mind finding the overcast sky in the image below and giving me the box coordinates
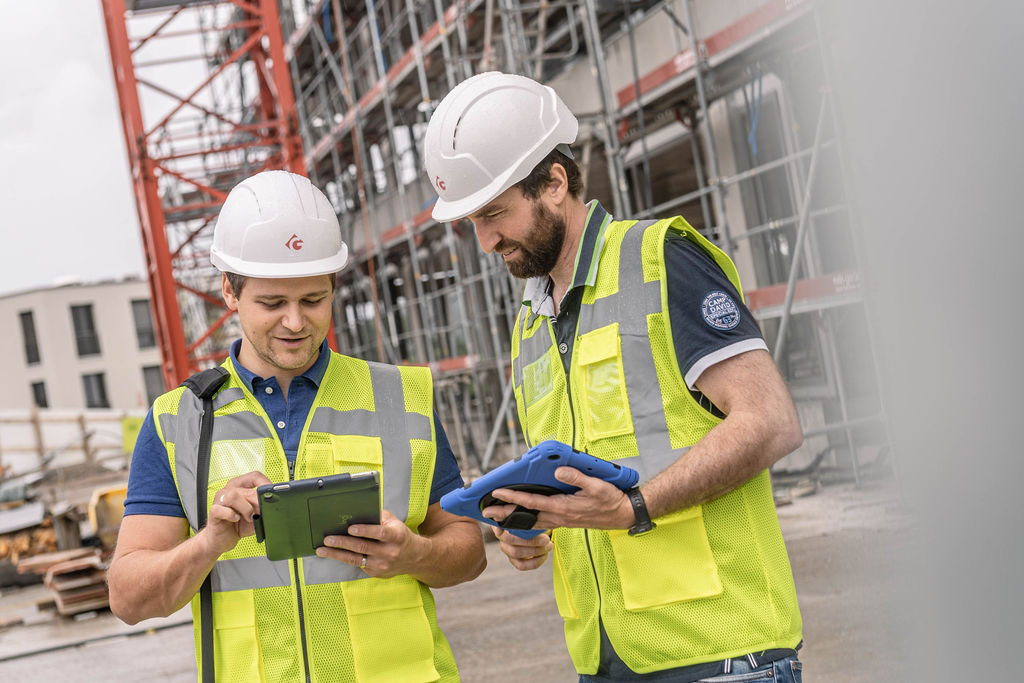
[0,2,144,297]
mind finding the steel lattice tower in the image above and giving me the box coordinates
[101,0,310,389]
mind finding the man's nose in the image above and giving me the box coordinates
[281,304,304,331]
[474,223,500,254]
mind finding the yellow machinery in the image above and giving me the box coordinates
[88,484,127,550]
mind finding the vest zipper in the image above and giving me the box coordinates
[562,323,604,659]
[288,457,312,682]
[557,320,578,450]
[293,556,312,683]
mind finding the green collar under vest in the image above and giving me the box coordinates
[522,200,614,316]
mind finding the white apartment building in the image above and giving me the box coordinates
[1,277,164,411]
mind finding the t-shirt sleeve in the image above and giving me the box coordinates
[429,410,465,505]
[665,233,768,389]
[123,408,187,517]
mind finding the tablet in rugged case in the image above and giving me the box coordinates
[440,440,639,539]
[252,471,380,561]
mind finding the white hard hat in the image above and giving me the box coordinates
[210,170,348,278]
[424,72,578,222]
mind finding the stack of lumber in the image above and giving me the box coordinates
[17,547,109,615]
[0,524,58,565]
[0,502,58,566]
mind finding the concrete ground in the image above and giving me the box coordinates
[0,477,911,682]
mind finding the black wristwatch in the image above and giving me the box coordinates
[625,487,656,536]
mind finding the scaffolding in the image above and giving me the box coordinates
[103,0,890,481]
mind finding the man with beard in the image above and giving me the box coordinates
[423,72,805,682]
[108,170,485,682]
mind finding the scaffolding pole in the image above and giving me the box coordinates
[772,95,827,364]
[580,0,630,217]
[680,0,734,259]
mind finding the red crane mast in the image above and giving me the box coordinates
[100,0,310,389]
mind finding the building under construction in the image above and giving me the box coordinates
[100,0,888,480]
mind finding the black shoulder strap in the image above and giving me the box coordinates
[182,366,228,683]
[182,366,230,400]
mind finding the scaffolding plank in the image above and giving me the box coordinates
[616,0,810,109]
[747,271,863,319]
[17,548,99,575]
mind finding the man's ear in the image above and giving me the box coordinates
[221,273,239,311]
[547,163,570,205]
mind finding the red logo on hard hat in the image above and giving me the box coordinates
[435,176,446,191]
[285,234,303,251]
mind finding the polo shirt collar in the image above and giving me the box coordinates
[522,200,613,316]
[229,338,331,391]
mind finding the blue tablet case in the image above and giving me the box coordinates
[441,440,639,538]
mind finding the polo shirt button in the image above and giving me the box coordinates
[265,387,273,394]
[558,343,568,354]
[276,421,286,429]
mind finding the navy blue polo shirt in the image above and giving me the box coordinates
[123,339,463,517]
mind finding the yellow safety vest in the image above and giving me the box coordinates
[510,217,802,674]
[152,352,458,683]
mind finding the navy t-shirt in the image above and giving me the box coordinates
[123,340,463,517]
[663,233,767,389]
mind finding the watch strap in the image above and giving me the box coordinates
[626,487,656,536]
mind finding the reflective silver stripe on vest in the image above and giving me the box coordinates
[165,401,274,532]
[609,448,688,486]
[161,390,203,532]
[514,306,554,448]
[213,387,245,410]
[212,411,273,442]
[302,554,366,585]
[211,555,291,592]
[307,362,428,524]
[512,307,526,400]
[577,220,691,484]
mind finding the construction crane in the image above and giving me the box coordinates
[100,0,313,389]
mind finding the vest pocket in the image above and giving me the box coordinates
[551,533,579,620]
[575,324,633,441]
[523,349,555,405]
[341,576,440,682]
[211,589,264,682]
[329,435,383,475]
[521,347,565,443]
[606,506,722,610]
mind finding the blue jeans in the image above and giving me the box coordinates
[579,655,803,683]
[695,656,802,682]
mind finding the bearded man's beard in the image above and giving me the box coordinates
[497,201,566,279]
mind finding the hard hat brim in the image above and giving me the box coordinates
[430,151,537,223]
[210,244,349,279]
[431,195,487,223]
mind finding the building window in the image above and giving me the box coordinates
[142,365,165,405]
[82,373,110,408]
[20,310,40,365]
[132,299,156,349]
[71,304,101,357]
[31,381,48,408]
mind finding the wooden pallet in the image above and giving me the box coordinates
[14,548,111,616]
[16,547,98,575]
[43,553,109,615]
